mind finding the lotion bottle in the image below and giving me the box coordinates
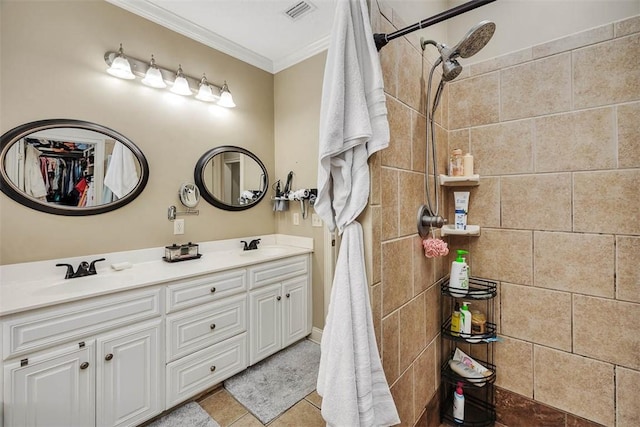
[449,250,469,297]
[451,302,461,337]
[460,302,472,337]
[453,381,465,423]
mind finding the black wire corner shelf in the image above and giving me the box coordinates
[441,318,497,343]
[440,391,497,427]
[440,276,497,299]
[441,353,496,388]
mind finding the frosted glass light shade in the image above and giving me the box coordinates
[107,45,135,80]
[170,65,192,96]
[217,82,236,108]
[196,84,216,102]
[141,56,166,88]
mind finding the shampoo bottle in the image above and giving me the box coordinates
[460,302,472,337]
[449,250,469,297]
[453,381,465,423]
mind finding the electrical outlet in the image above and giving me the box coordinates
[312,213,323,227]
[293,213,300,225]
[173,219,185,235]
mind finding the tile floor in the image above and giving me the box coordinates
[197,387,325,427]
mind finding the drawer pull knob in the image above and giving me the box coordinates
[105,353,113,361]
[210,323,216,330]
[286,293,290,298]
[210,365,216,372]
[210,287,216,293]
[277,296,281,301]
[80,362,90,370]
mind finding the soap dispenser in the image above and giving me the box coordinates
[449,249,469,297]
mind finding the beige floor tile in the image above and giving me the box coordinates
[199,389,248,427]
[229,413,264,427]
[268,400,324,427]
[305,390,323,409]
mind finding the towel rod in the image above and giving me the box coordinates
[373,0,497,51]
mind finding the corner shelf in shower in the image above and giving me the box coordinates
[439,174,480,186]
[441,224,481,236]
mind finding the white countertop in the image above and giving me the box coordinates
[0,234,313,317]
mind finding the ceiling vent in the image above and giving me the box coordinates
[284,1,316,21]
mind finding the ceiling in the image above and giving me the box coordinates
[106,0,340,74]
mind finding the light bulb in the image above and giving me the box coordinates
[106,43,135,80]
[195,74,217,102]
[217,81,236,108]
[170,65,192,96]
[141,55,166,88]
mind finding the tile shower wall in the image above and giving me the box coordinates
[447,15,640,427]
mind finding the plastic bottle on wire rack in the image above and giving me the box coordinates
[453,381,465,423]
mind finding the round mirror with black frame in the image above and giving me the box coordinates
[194,146,268,211]
[0,119,149,216]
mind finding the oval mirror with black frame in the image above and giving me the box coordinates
[0,119,149,216]
[194,146,268,211]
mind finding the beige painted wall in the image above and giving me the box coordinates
[0,1,275,264]
[274,51,328,330]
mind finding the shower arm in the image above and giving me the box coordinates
[374,0,497,51]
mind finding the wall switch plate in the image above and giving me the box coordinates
[173,219,185,235]
[312,213,323,227]
[293,213,300,225]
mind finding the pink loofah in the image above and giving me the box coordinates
[422,237,449,258]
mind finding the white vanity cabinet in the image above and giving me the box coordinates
[248,255,311,365]
[2,288,163,427]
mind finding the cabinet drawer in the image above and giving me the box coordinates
[249,256,308,290]
[166,269,247,313]
[166,294,246,362]
[3,288,161,359]
[166,333,247,408]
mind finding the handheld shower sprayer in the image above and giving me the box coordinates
[417,20,495,238]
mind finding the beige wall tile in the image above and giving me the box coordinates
[470,177,500,228]
[615,15,640,37]
[399,294,426,372]
[534,108,616,172]
[371,282,382,355]
[501,174,572,231]
[390,365,414,426]
[397,40,424,113]
[382,238,413,315]
[381,167,399,240]
[573,295,640,370]
[383,96,412,170]
[379,19,398,98]
[382,310,400,384]
[470,48,532,76]
[617,367,640,427]
[501,53,572,120]
[573,33,640,109]
[533,24,613,59]
[399,171,425,236]
[370,152,381,206]
[617,101,640,168]
[617,236,640,303]
[470,120,534,176]
[413,235,436,296]
[469,229,533,285]
[534,346,614,426]
[424,282,441,344]
[501,283,572,351]
[534,231,615,298]
[449,129,470,154]
[495,336,533,398]
[448,72,500,130]
[371,205,382,284]
[413,340,437,422]
[411,110,427,173]
[574,170,640,235]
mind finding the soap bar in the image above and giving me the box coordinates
[111,262,133,271]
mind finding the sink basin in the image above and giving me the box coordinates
[239,246,291,257]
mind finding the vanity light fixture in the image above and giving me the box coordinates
[141,55,166,88]
[106,44,135,80]
[104,45,236,108]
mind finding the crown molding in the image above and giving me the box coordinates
[272,34,330,73]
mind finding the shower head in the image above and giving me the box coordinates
[454,20,496,58]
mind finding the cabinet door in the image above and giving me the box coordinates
[249,283,282,365]
[96,319,163,427]
[282,275,309,347]
[5,342,95,427]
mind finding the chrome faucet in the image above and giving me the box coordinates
[241,239,261,251]
[56,258,105,279]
